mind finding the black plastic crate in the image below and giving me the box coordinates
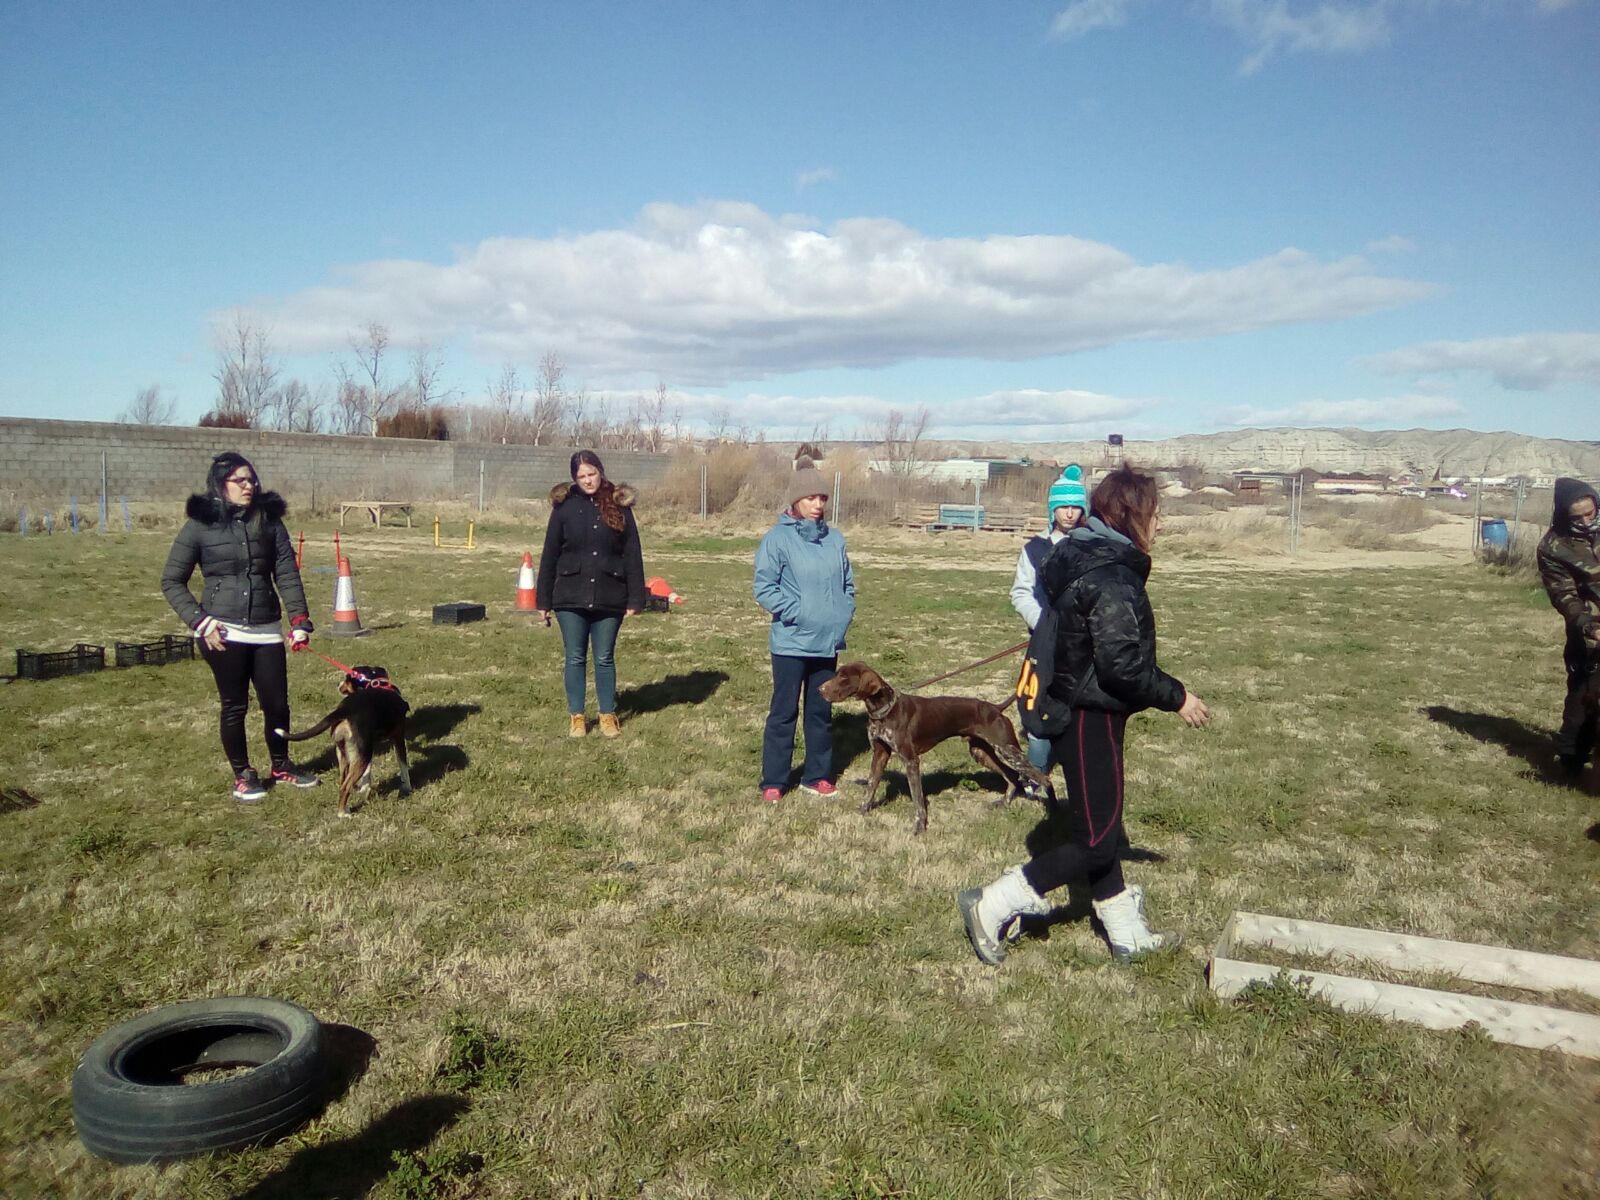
[433,601,486,626]
[643,595,672,613]
[115,635,196,668]
[16,643,106,680]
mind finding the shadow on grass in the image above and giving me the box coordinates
[615,670,728,717]
[1422,705,1575,787]
[408,745,470,790]
[232,1093,469,1200]
[1,785,41,815]
[408,703,482,743]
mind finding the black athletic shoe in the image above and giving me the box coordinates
[270,764,321,789]
[1558,753,1587,780]
[232,769,268,804]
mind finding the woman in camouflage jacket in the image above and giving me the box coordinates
[1537,477,1600,776]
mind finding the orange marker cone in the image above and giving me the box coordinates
[513,551,540,615]
[327,554,370,637]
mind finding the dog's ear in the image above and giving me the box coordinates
[856,666,886,700]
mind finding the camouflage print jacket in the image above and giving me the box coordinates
[1536,477,1600,644]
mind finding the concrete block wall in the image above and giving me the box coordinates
[0,418,673,509]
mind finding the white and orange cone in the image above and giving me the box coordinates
[513,551,539,615]
[327,554,370,637]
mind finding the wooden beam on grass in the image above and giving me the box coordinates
[1210,911,1600,1060]
[1224,911,1600,999]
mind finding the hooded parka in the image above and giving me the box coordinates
[1040,517,1185,715]
[160,492,310,632]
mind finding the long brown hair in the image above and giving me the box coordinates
[571,449,625,532]
[1090,464,1160,552]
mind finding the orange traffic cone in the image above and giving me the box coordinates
[327,554,370,637]
[513,551,539,615]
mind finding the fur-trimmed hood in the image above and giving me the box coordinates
[548,482,635,507]
[186,491,288,525]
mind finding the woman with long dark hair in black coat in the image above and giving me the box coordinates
[536,450,646,738]
[161,452,319,803]
[960,464,1210,966]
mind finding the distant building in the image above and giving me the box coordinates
[1312,476,1388,495]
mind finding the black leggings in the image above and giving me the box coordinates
[1022,709,1127,902]
[201,640,291,775]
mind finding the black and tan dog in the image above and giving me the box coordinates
[277,667,411,817]
[819,662,1053,834]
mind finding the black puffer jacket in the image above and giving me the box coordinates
[1039,518,1186,715]
[160,492,311,631]
[1536,476,1600,643]
[535,483,646,614]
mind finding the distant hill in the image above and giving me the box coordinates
[919,428,1600,481]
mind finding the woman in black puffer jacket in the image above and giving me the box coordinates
[960,465,1210,967]
[535,450,646,739]
[161,452,318,803]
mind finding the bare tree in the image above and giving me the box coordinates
[211,313,280,426]
[268,379,324,433]
[566,382,589,445]
[330,375,368,435]
[120,384,177,425]
[707,404,731,444]
[488,364,524,444]
[410,344,449,410]
[530,351,567,446]
[638,382,668,453]
[876,405,933,475]
[669,398,685,448]
[338,322,405,436]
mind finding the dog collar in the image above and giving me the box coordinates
[866,688,899,721]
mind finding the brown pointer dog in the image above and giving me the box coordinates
[818,662,1053,835]
[277,666,411,817]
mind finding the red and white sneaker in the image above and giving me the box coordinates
[760,787,783,804]
[799,780,837,797]
[270,765,321,789]
[232,769,268,804]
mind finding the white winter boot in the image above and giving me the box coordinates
[1093,886,1181,963]
[959,866,1052,965]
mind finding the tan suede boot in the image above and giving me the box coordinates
[569,714,587,738]
[598,713,621,738]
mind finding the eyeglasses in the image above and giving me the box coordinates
[225,474,258,488]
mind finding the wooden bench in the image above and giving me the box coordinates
[339,501,414,528]
[889,503,1045,534]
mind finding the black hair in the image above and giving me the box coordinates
[570,449,605,480]
[206,452,260,508]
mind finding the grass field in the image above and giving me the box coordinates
[1,514,1596,1199]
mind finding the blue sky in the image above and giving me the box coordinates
[1,0,1595,442]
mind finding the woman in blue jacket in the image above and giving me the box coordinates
[753,459,855,803]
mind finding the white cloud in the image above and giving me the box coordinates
[1219,393,1464,426]
[1050,1,1580,70]
[595,384,1149,440]
[249,201,1432,388]
[1050,0,1141,39]
[796,166,837,189]
[1366,332,1600,390]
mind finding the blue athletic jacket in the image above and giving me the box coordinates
[752,511,855,656]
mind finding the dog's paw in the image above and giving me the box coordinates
[337,811,353,820]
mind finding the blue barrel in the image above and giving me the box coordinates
[1480,518,1509,549]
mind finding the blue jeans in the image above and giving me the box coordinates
[1025,733,1053,773]
[762,654,836,791]
[555,610,622,714]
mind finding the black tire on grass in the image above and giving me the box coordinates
[71,996,326,1163]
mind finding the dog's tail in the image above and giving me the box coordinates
[997,693,1017,711]
[274,713,341,742]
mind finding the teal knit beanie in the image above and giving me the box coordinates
[1046,464,1089,521]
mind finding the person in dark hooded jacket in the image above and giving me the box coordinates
[161,452,317,803]
[1537,477,1600,777]
[960,464,1209,966]
[536,450,646,739]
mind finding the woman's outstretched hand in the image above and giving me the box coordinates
[1177,690,1210,728]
